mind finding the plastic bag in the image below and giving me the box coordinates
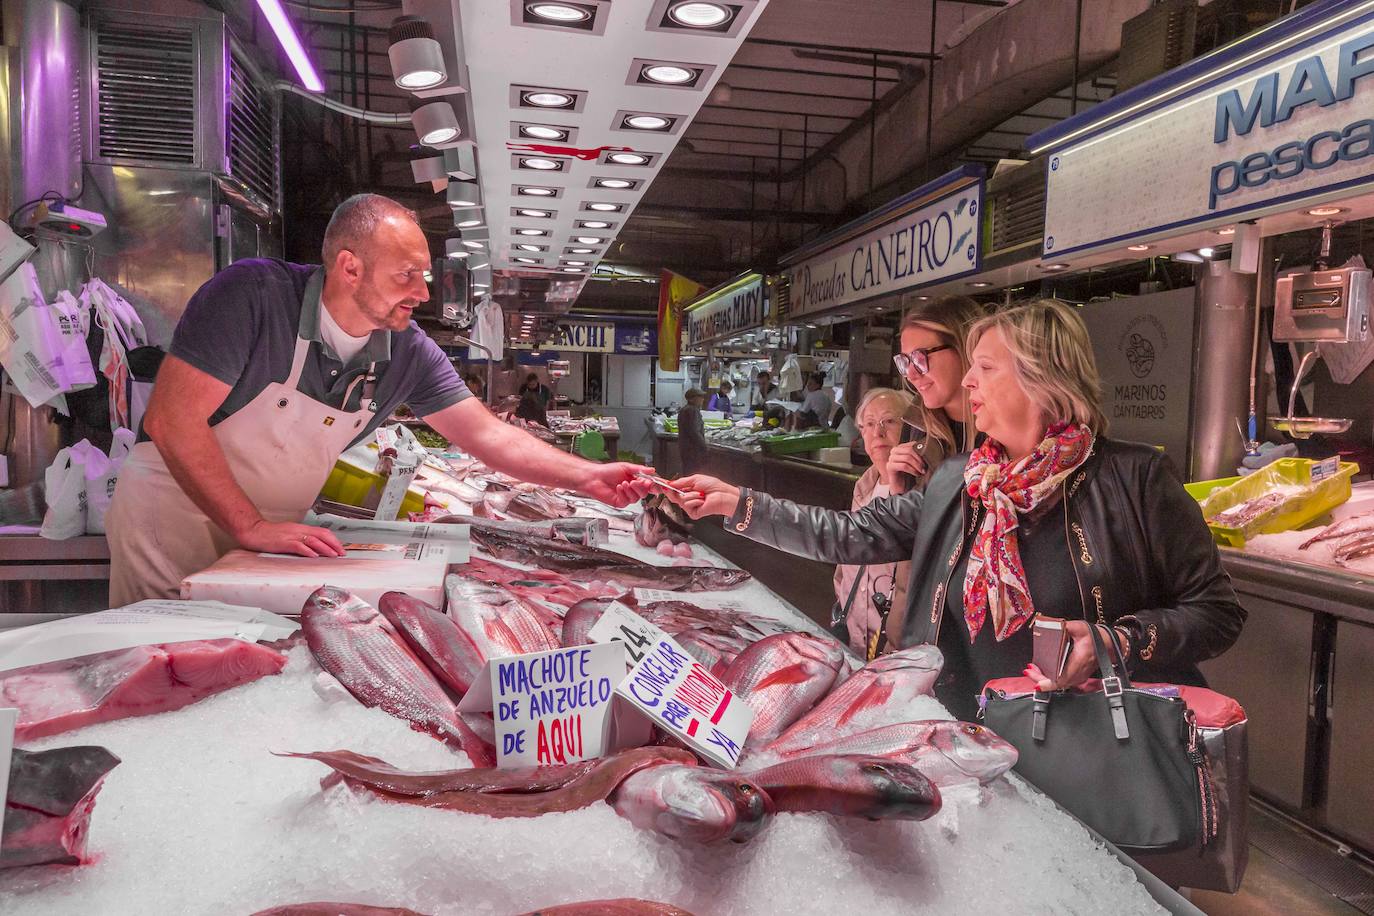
[86,427,136,534]
[83,279,148,429]
[0,263,96,410]
[40,440,107,540]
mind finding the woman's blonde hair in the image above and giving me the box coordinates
[967,298,1108,435]
[900,295,987,454]
[854,387,914,427]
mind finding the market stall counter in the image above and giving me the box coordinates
[0,465,1196,915]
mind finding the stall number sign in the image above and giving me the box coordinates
[783,182,981,317]
[616,630,754,769]
[687,275,766,348]
[587,601,668,668]
[1043,22,1374,256]
[487,643,624,768]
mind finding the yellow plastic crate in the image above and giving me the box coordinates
[320,456,426,520]
[1190,457,1358,548]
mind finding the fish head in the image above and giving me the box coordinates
[874,643,945,675]
[306,585,352,613]
[662,768,773,844]
[716,772,774,843]
[835,756,942,821]
[927,721,1019,784]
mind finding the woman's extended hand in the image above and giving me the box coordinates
[665,474,741,520]
[885,442,928,495]
[1026,620,1128,691]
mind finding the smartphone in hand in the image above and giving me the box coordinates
[1031,617,1071,682]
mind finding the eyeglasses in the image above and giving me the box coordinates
[857,416,901,434]
[893,344,952,377]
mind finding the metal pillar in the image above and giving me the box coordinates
[1190,252,1269,481]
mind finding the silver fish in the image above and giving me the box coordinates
[610,764,773,843]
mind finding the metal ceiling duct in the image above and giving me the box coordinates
[4,0,83,211]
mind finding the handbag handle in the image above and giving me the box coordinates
[1084,620,1134,740]
[831,564,866,633]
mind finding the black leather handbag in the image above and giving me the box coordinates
[981,624,1218,855]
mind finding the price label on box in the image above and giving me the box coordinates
[616,633,754,769]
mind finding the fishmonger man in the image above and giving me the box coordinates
[106,194,652,605]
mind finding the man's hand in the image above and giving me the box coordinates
[234,519,347,558]
[577,462,657,508]
[1026,620,1128,691]
[665,475,740,520]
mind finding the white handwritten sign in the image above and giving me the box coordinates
[616,635,754,769]
[587,601,667,668]
[471,643,624,768]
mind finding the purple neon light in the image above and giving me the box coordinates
[256,0,325,92]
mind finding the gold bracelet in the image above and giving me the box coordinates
[734,492,754,532]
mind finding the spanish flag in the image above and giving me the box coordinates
[657,269,704,372]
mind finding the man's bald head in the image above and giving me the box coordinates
[322,193,420,268]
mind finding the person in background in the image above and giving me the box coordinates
[668,299,1244,719]
[788,372,834,430]
[514,389,548,427]
[707,380,734,416]
[523,372,552,409]
[463,371,485,402]
[752,369,778,410]
[677,388,708,475]
[832,387,915,658]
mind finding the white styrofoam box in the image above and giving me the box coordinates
[818,446,852,466]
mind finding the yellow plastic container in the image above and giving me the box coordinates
[1190,457,1358,548]
[320,458,426,519]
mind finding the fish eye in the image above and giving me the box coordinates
[737,783,754,794]
[963,724,980,734]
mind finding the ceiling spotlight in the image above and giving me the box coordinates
[516,228,549,236]
[587,202,621,212]
[447,178,480,208]
[444,234,465,258]
[1127,244,1151,252]
[1042,264,1070,272]
[608,152,650,165]
[968,281,994,287]
[456,218,483,229]
[514,257,539,264]
[623,114,672,131]
[568,247,596,254]
[667,2,732,28]
[526,2,592,22]
[642,64,696,85]
[1198,247,1216,258]
[516,244,545,252]
[1308,206,1347,217]
[462,240,484,249]
[520,157,562,171]
[564,260,589,266]
[574,236,604,245]
[517,208,552,218]
[412,101,461,146]
[523,90,575,108]
[520,125,569,141]
[1173,250,1205,264]
[1216,227,1236,236]
[518,186,557,196]
[388,16,447,91]
[595,178,633,189]
[562,267,584,273]
[579,220,611,229]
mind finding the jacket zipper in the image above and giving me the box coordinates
[1063,482,1091,625]
[930,495,975,646]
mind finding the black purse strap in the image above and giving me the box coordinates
[1032,623,1135,743]
[831,564,867,632]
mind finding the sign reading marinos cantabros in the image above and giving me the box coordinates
[1041,9,1374,257]
[782,179,982,317]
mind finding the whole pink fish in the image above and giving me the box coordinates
[610,764,773,843]
[302,586,494,766]
[253,905,427,916]
[764,720,1017,787]
[749,754,942,821]
[443,575,560,659]
[723,633,847,748]
[560,598,613,648]
[277,748,598,796]
[761,644,944,759]
[377,591,484,697]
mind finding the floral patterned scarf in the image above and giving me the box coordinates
[962,423,1095,642]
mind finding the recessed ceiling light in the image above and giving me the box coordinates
[1042,264,1070,272]
[563,267,584,273]
[1198,247,1215,258]
[1215,227,1236,236]
[520,157,561,170]
[667,2,732,28]
[623,114,672,131]
[523,90,575,108]
[608,152,650,165]
[520,125,569,141]
[564,260,588,266]
[526,2,591,22]
[514,257,539,264]
[587,202,621,212]
[462,240,484,249]
[518,186,556,196]
[915,295,930,301]
[1127,244,1151,252]
[642,64,695,85]
[580,220,612,229]
[595,178,633,189]
[456,218,483,228]
[516,228,549,236]
[516,244,545,252]
[568,247,595,254]
[969,280,994,286]
[573,236,604,245]
[1308,206,1347,217]
[517,208,552,218]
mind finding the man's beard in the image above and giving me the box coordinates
[352,273,416,332]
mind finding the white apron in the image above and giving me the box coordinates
[106,272,380,605]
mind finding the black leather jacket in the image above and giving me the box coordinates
[725,437,1245,693]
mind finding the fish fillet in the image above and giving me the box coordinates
[0,639,286,742]
[2,745,121,869]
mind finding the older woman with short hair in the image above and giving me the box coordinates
[670,299,1244,720]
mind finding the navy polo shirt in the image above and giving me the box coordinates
[159,258,469,446]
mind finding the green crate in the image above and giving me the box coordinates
[1189,458,1358,548]
[760,431,841,456]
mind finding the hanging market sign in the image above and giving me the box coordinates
[1034,4,1374,258]
[511,320,655,355]
[779,166,983,318]
[685,272,769,348]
